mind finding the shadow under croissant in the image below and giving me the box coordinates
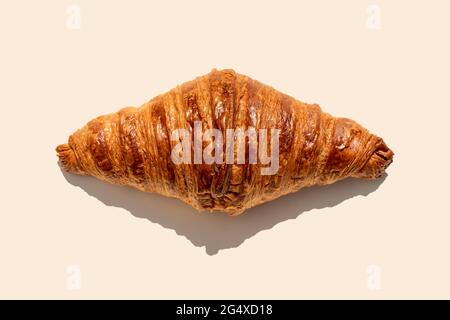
[61,168,386,255]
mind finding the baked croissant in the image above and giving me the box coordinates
[57,69,393,215]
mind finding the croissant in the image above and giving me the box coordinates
[57,69,393,215]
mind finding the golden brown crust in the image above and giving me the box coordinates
[57,69,394,215]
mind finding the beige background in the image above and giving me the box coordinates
[0,0,449,299]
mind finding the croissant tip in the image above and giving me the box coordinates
[354,138,394,179]
[56,143,83,174]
